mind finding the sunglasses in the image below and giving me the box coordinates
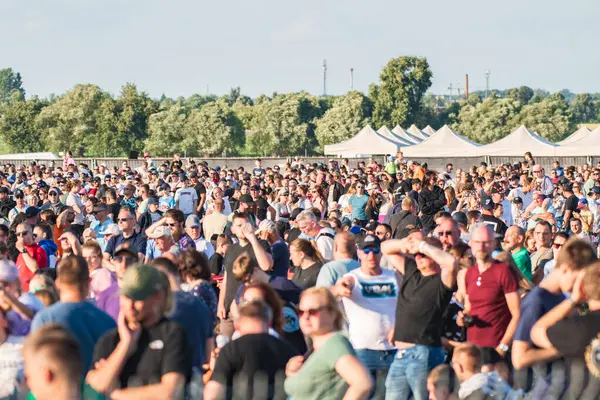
[49,192,57,196]
[117,218,131,222]
[438,230,454,237]
[356,186,364,189]
[166,223,177,227]
[298,306,327,318]
[362,247,381,254]
[16,231,29,237]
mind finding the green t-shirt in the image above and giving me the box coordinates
[512,247,532,281]
[284,332,355,400]
[27,383,104,400]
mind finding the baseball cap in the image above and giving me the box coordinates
[589,187,600,195]
[0,261,19,282]
[452,211,468,225]
[481,196,494,210]
[144,152,150,157]
[25,206,40,218]
[255,219,276,234]
[0,187,9,195]
[239,194,254,205]
[14,189,24,199]
[92,203,107,213]
[578,198,588,208]
[189,172,198,178]
[350,225,362,235]
[512,196,523,204]
[120,265,165,301]
[147,197,159,205]
[358,234,381,250]
[290,208,304,221]
[179,173,188,181]
[363,221,379,232]
[147,225,173,239]
[185,214,201,229]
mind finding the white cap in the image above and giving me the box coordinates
[147,225,173,239]
[99,223,119,236]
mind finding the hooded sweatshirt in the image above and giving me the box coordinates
[390,210,421,239]
[38,239,58,268]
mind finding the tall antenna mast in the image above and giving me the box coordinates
[484,70,491,98]
[350,68,354,91]
[322,59,327,96]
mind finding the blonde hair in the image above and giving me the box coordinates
[493,251,532,297]
[300,287,344,331]
[290,238,324,265]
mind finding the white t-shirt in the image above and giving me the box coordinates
[315,228,335,261]
[0,335,24,397]
[175,187,198,215]
[341,268,398,351]
[194,238,215,259]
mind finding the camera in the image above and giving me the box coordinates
[462,314,475,328]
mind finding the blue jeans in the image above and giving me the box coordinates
[384,345,445,400]
[356,349,396,400]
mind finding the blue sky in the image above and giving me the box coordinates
[2,0,599,99]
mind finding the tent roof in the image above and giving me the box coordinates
[479,126,558,157]
[406,124,429,140]
[422,125,436,136]
[556,126,600,156]
[324,125,400,156]
[391,125,421,144]
[401,125,481,157]
[0,152,59,160]
[377,126,412,146]
[558,126,592,145]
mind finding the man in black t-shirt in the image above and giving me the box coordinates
[191,172,207,217]
[480,196,507,237]
[205,300,298,400]
[217,212,273,338]
[562,183,578,230]
[87,265,192,397]
[382,232,458,400]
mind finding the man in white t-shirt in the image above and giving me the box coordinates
[174,175,198,217]
[333,234,399,398]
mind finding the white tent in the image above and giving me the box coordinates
[401,125,481,157]
[558,126,591,145]
[377,126,412,146]
[406,124,430,140]
[0,152,59,160]
[556,126,600,156]
[324,125,400,156]
[391,125,422,144]
[479,126,558,157]
[422,125,436,136]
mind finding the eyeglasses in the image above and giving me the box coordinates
[362,247,381,254]
[298,306,327,318]
[16,231,29,237]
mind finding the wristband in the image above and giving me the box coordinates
[418,240,426,254]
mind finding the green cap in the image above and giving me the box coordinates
[120,265,165,301]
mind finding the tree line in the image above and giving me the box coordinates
[1,59,600,157]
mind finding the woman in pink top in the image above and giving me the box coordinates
[81,241,116,299]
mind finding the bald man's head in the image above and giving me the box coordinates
[334,232,356,259]
[470,224,495,262]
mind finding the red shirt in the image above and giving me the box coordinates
[16,243,48,292]
[465,261,519,348]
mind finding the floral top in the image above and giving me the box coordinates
[188,281,218,325]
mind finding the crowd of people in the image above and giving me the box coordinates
[0,150,599,399]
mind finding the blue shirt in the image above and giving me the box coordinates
[90,217,114,240]
[270,240,290,278]
[31,301,116,372]
[316,258,360,287]
[514,287,565,343]
[168,291,213,369]
[349,194,369,221]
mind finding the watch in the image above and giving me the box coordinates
[498,343,509,353]
[20,249,27,254]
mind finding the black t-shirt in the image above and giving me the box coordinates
[104,232,147,257]
[210,253,224,276]
[291,262,322,290]
[194,183,206,199]
[481,214,508,236]
[547,309,600,358]
[224,240,271,313]
[211,333,297,400]
[565,194,579,213]
[92,318,192,388]
[393,258,454,347]
[255,198,269,221]
[270,240,290,278]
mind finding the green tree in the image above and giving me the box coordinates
[36,84,113,155]
[0,92,45,153]
[511,93,573,142]
[314,91,372,147]
[0,68,25,102]
[453,94,522,144]
[569,93,597,124]
[113,83,158,154]
[369,56,433,128]
[506,86,534,104]
[144,104,187,156]
[183,100,244,156]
